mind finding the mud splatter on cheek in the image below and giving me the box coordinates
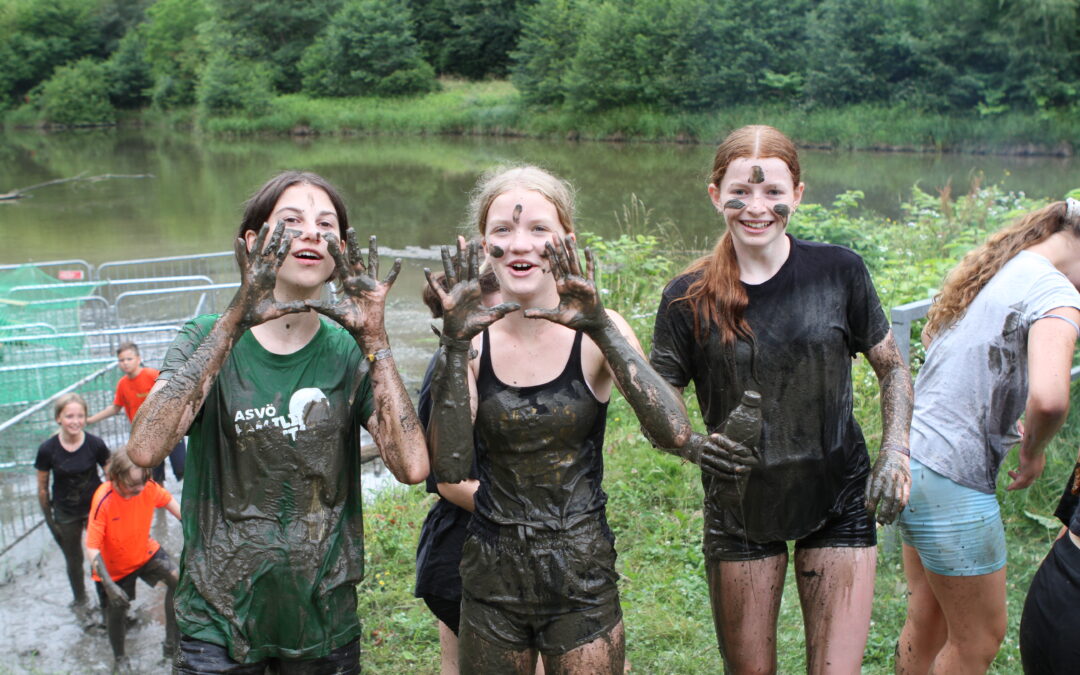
[512,204,522,224]
[489,245,505,258]
[724,199,746,210]
[750,166,764,184]
[773,203,790,220]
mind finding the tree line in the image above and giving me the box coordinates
[2,0,1078,126]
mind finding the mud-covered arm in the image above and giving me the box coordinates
[35,470,61,541]
[863,330,914,524]
[129,222,309,468]
[1006,309,1079,490]
[89,551,130,608]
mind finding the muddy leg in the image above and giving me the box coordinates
[922,567,1006,674]
[794,546,876,675]
[896,544,946,674]
[706,553,786,674]
[543,620,623,675]
[459,623,536,675]
[56,519,87,603]
[139,551,180,656]
[103,591,128,658]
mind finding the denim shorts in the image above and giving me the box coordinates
[898,458,1007,576]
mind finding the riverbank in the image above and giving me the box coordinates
[185,80,1080,155]
[8,80,1079,156]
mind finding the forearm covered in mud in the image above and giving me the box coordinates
[868,333,913,451]
[128,307,246,468]
[589,312,691,449]
[427,340,475,484]
[362,333,428,485]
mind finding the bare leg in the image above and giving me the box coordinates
[439,621,460,675]
[543,621,623,675]
[896,544,946,674]
[459,623,537,675]
[706,554,787,674]
[923,567,1006,674]
[794,546,876,675]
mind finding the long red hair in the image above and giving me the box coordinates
[675,125,802,342]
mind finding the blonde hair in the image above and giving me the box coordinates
[53,393,88,420]
[469,165,576,235]
[926,200,1080,340]
[106,448,149,485]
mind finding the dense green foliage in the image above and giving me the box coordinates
[3,0,1078,130]
[355,186,1079,672]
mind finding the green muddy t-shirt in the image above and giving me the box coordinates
[159,314,374,663]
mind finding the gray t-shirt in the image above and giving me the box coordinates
[912,251,1080,493]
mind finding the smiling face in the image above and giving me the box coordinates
[482,188,568,301]
[709,156,804,254]
[244,183,339,297]
[56,401,86,437]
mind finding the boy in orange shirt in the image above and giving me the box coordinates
[88,342,185,483]
[86,448,180,669]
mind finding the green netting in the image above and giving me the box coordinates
[0,265,102,406]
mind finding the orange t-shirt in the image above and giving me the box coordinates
[113,367,159,421]
[86,480,172,581]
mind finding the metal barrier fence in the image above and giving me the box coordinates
[98,252,238,284]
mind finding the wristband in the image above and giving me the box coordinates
[367,348,393,363]
[881,442,910,457]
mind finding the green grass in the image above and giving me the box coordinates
[357,379,1080,673]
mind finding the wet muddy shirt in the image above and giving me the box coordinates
[473,330,609,530]
[912,251,1080,493]
[159,315,373,663]
[651,237,889,542]
[34,433,109,522]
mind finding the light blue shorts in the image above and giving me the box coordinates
[897,458,1007,576]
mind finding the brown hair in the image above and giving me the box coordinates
[117,341,139,357]
[54,393,88,420]
[925,201,1080,340]
[106,448,149,485]
[469,165,575,236]
[237,171,349,243]
[675,125,802,342]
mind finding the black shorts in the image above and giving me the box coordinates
[703,475,876,562]
[173,636,359,674]
[460,516,621,655]
[422,595,462,635]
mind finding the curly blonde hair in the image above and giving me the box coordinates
[925,200,1080,340]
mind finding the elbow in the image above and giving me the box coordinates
[126,436,154,468]
[1031,395,1070,423]
[648,416,693,450]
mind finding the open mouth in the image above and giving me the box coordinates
[740,220,773,233]
[508,261,536,273]
[293,250,324,262]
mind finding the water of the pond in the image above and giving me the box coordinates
[0,129,1075,671]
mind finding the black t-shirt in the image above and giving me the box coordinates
[650,236,889,541]
[34,433,109,522]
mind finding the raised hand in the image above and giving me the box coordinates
[865,443,911,524]
[308,230,402,348]
[523,235,605,332]
[231,220,310,329]
[424,239,519,343]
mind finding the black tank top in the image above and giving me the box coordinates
[472,329,609,530]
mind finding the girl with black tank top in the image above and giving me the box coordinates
[425,166,756,674]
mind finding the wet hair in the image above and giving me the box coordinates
[54,393,88,420]
[421,268,500,319]
[674,125,801,342]
[237,171,349,243]
[469,165,575,236]
[117,341,139,357]
[106,447,149,486]
[925,201,1080,340]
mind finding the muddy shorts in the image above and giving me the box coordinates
[897,458,1005,576]
[704,471,876,562]
[173,636,359,674]
[460,516,621,655]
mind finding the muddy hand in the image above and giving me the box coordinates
[865,444,911,524]
[424,239,518,343]
[231,220,309,329]
[523,236,605,331]
[698,432,758,479]
[94,555,130,609]
[308,231,401,346]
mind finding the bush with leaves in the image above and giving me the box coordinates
[32,57,116,126]
[299,0,436,98]
[196,54,273,115]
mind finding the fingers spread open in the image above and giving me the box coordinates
[467,240,480,281]
[584,247,596,282]
[563,236,582,276]
[234,237,249,270]
[383,258,402,287]
[253,221,271,256]
[346,228,362,268]
[487,301,521,321]
[523,307,560,321]
[440,245,458,287]
[543,242,564,282]
[264,220,285,257]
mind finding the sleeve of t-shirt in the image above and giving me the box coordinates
[92,435,110,467]
[843,251,890,356]
[34,439,53,472]
[649,278,695,389]
[147,481,172,508]
[85,485,108,551]
[1026,268,1080,329]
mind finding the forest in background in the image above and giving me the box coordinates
[2,0,1080,149]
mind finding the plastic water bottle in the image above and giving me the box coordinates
[722,390,762,452]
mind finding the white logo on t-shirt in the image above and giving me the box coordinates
[233,388,331,440]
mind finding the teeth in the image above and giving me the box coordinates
[295,251,320,259]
